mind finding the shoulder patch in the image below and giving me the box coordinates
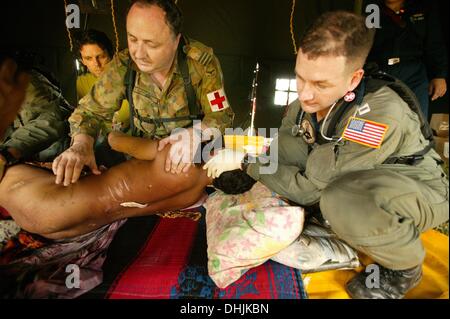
[186,44,214,67]
[342,117,388,149]
[357,103,371,116]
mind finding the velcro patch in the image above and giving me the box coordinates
[357,103,371,116]
[342,117,388,149]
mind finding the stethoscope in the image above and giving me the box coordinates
[292,101,347,143]
[292,80,366,143]
[291,109,311,139]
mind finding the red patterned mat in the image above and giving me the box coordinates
[103,212,306,299]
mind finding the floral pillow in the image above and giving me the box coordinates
[204,182,305,288]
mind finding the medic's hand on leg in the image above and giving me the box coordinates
[158,127,201,174]
[203,149,245,179]
[52,133,101,186]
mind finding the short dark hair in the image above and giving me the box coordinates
[75,29,114,59]
[0,50,40,72]
[213,169,257,195]
[128,0,183,36]
[299,11,375,69]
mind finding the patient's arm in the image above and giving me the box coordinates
[107,131,158,160]
[0,134,212,239]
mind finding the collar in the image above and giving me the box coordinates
[128,50,182,77]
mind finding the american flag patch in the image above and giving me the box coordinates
[342,117,388,149]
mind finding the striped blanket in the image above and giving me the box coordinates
[1,207,306,299]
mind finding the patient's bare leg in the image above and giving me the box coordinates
[0,134,212,239]
[48,178,207,239]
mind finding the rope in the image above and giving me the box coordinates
[110,0,120,54]
[290,0,297,54]
[157,211,202,221]
[354,0,363,15]
[63,0,74,51]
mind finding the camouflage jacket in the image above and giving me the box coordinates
[1,70,69,159]
[69,37,235,139]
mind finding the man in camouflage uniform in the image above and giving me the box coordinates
[53,0,234,186]
[0,57,29,140]
[1,68,69,178]
[205,11,448,299]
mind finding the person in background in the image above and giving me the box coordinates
[0,57,29,140]
[75,29,130,131]
[1,53,70,177]
[367,0,448,120]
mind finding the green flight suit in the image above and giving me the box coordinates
[69,38,235,139]
[245,85,449,270]
[0,70,69,162]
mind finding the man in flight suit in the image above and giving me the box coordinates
[204,11,448,299]
[53,0,234,186]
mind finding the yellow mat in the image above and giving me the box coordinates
[303,230,449,299]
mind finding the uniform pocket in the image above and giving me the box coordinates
[305,144,337,189]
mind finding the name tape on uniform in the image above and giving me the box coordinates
[357,103,371,116]
[207,88,229,112]
[342,117,389,149]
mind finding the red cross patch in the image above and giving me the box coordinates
[207,88,229,112]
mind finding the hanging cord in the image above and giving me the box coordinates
[63,0,74,51]
[110,0,120,54]
[354,0,363,15]
[290,0,297,54]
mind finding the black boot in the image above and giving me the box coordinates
[346,264,422,299]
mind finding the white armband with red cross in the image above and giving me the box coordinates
[207,88,230,112]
